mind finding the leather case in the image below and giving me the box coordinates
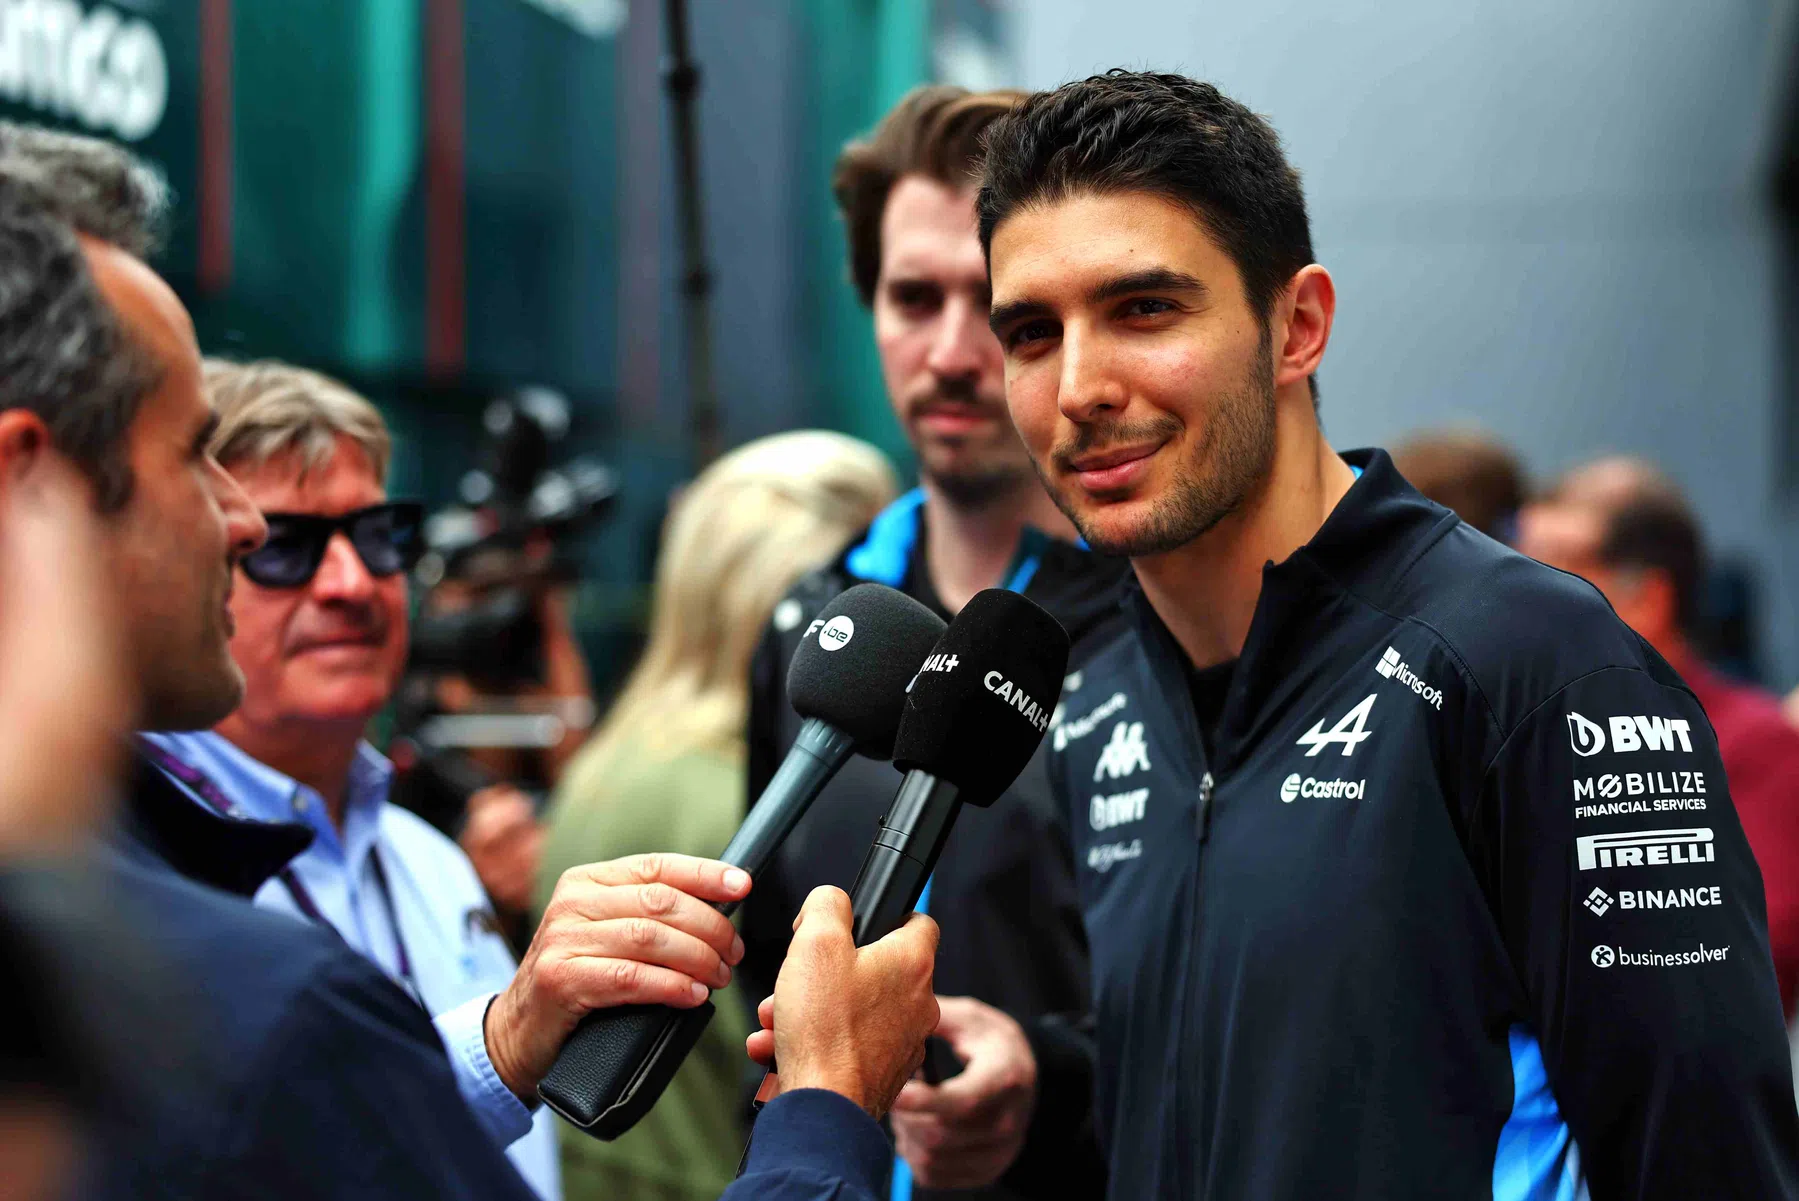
[537,1001,716,1138]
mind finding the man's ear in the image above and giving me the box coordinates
[0,411,53,495]
[1274,265,1335,393]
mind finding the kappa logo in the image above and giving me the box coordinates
[1576,827,1714,871]
[1374,647,1443,710]
[1296,694,1377,757]
[1093,722,1151,782]
[1567,712,1693,757]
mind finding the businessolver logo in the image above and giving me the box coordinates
[1576,827,1714,871]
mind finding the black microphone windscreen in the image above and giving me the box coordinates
[786,583,947,760]
[892,589,1070,805]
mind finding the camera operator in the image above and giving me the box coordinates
[0,119,941,1201]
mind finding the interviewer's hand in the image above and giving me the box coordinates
[485,852,749,1100]
[890,996,1038,1189]
[745,886,939,1118]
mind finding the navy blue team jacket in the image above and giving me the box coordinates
[1044,449,1799,1199]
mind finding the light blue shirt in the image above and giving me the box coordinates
[142,730,562,1201]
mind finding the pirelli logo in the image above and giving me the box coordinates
[1576,827,1714,871]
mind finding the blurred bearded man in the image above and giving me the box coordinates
[741,86,1126,1201]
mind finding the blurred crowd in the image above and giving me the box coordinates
[3,66,1799,1201]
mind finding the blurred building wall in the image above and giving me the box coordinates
[1013,0,1799,687]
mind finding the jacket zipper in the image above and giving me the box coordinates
[1194,770,1215,842]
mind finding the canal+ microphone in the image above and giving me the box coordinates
[848,589,1069,945]
[539,583,946,1139]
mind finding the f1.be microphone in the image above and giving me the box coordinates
[539,583,946,1139]
[849,589,1070,946]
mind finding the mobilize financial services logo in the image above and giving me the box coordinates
[1566,712,1693,757]
[1374,647,1442,710]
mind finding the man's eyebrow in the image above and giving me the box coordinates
[989,268,1209,337]
[989,297,1052,336]
[191,411,221,456]
[1089,268,1208,304]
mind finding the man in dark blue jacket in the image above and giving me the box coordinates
[895,71,1799,1199]
[0,120,939,1201]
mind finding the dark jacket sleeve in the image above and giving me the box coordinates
[1479,664,1799,1200]
[722,1090,893,1201]
[203,952,539,1201]
[1000,1011,1106,1199]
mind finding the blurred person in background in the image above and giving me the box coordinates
[743,84,1126,1201]
[1519,457,1799,1018]
[1390,428,1527,542]
[139,359,560,1198]
[541,430,897,1201]
[1,118,947,1201]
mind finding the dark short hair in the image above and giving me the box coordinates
[977,70,1318,398]
[1601,493,1705,636]
[0,122,169,511]
[833,85,1023,308]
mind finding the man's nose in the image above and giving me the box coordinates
[311,533,377,601]
[925,294,993,382]
[215,462,267,555]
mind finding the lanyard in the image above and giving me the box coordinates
[137,738,427,1011]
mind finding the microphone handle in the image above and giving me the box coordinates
[848,771,962,946]
[715,718,855,918]
[538,716,856,1137]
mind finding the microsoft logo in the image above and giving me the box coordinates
[1376,647,1401,678]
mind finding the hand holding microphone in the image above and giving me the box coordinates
[536,584,944,1137]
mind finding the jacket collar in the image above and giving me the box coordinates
[117,748,314,898]
[837,487,1131,649]
[1124,448,1457,771]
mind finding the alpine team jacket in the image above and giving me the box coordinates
[1043,449,1799,1200]
[742,489,1128,1200]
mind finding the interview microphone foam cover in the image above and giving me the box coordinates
[786,583,947,760]
[892,589,1069,805]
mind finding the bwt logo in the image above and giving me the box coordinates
[1576,827,1714,871]
[1566,712,1692,757]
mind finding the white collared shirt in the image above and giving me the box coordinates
[141,730,561,1201]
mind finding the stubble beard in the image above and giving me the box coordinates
[1047,330,1279,559]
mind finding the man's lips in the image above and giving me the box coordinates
[292,633,385,654]
[1065,443,1163,493]
[914,405,1002,435]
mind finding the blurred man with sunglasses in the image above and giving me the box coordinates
[139,359,568,1197]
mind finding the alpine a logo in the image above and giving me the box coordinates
[1093,722,1151,781]
[1374,647,1442,710]
[1576,827,1714,871]
[1296,694,1376,757]
[983,671,1051,733]
[1567,712,1693,757]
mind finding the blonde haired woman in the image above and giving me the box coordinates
[537,430,897,1201]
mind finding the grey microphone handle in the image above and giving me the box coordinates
[714,718,855,916]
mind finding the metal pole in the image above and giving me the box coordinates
[661,0,721,467]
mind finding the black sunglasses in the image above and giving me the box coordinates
[240,501,426,589]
